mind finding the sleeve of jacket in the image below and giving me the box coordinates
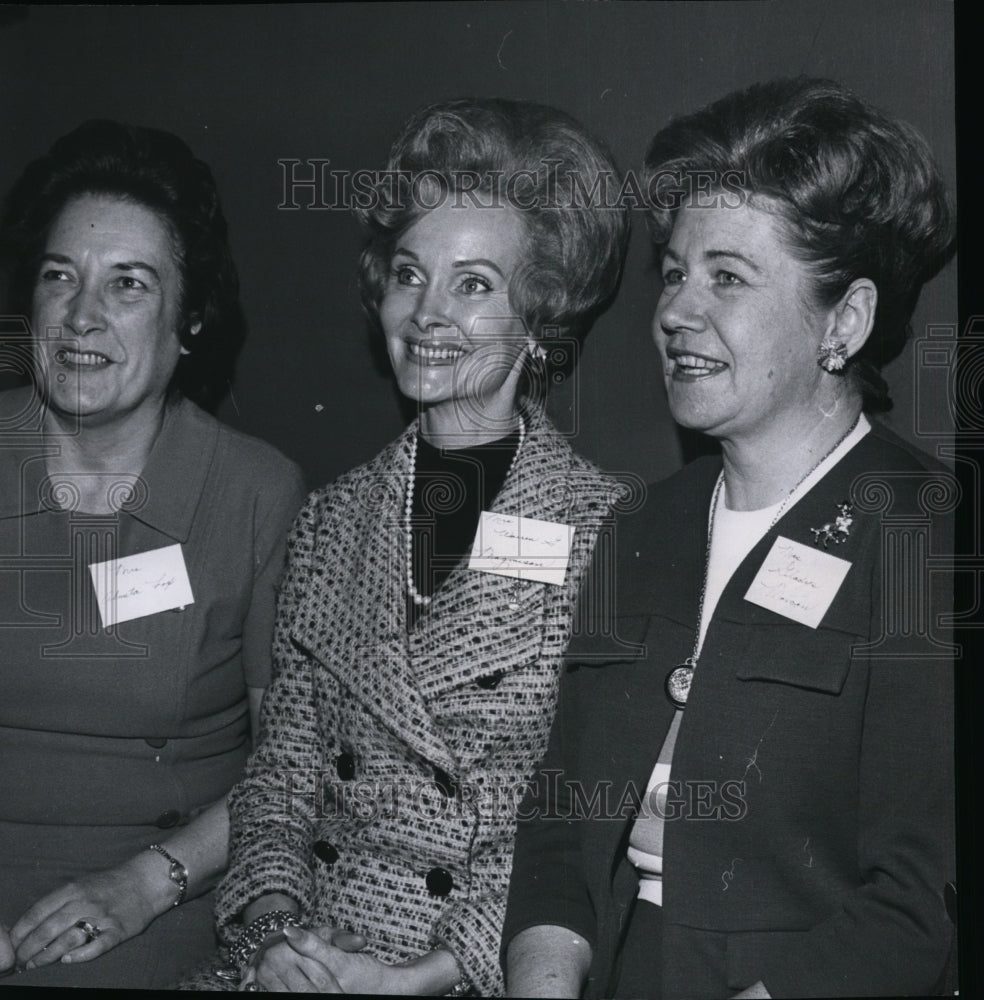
[500,657,598,970]
[437,475,617,996]
[498,533,614,973]
[214,490,328,942]
[759,502,955,997]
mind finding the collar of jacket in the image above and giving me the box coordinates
[0,385,218,542]
[289,405,612,770]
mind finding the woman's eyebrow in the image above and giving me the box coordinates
[705,248,762,273]
[453,258,505,278]
[113,261,162,279]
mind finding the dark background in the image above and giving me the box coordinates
[0,1,957,489]
[1,3,978,992]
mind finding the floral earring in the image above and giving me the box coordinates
[817,335,848,373]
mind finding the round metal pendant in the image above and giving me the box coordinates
[666,664,694,708]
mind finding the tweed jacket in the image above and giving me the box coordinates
[213,410,619,996]
[503,421,956,998]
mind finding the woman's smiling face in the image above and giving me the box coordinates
[654,197,833,447]
[32,193,187,427]
[379,200,530,435]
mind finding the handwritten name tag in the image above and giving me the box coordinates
[468,511,574,586]
[88,544,195,628]
[744,536,851,628]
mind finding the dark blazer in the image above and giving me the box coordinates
[503,421,956,999]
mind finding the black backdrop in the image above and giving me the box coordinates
[3,4,980,991]
[0,1,957,489]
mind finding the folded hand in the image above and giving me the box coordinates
[243,925,368,993]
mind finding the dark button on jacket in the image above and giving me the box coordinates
[155,808,182,828]
[335,752,355,780]
[426,866,454,896]
[314,840,339,865]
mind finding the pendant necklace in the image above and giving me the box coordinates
[665,413,862,708]
[404,416,526,608]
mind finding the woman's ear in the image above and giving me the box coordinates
[829,279,877,359]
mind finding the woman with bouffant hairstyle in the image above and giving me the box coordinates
[359,97,629,383]
[505,77,956,999]
[185,97,629,995]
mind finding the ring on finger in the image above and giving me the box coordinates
[244,982,261,992]
[74,919,103,944]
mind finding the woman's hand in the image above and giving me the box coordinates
[9,863,159,969]
[243,926,367,993]
[245,925,461,995]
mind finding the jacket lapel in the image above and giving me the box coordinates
[409,410,584,694]
[289,424,458,771]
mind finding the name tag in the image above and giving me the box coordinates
[89,543,195,627]
[468,511,573,586]
[744,536,851,628]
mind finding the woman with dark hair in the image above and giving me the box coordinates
[186,97,630,995]
[504,77,956,999]
[0,121,305,988]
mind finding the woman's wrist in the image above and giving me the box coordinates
[242,892,299,926]
[231,908,303,974]
[398,946,467,996]
[118,848,184,921]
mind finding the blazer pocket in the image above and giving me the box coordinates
[734,624,859,695]
[564,613,651,666]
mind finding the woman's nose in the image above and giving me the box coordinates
[411,283,453,332]
[63,281,106,337]
[656,280,706,337]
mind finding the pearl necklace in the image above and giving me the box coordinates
[404,417,526,608]
[665,413,862,708]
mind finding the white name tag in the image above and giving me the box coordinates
[744,536,851,628]
[89,543,195,627]
[468,511,573,586]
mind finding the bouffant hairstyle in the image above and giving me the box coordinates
[358,97,630,379]
[0,119,244,411]
[643,77,955,412]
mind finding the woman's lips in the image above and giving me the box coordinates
[54,348,112,368]
[406,340,465,365]
[668,353,727,379]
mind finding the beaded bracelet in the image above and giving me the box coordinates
[230,910,303,973]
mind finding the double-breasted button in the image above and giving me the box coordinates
[313,841,339,866]
[155,809,181,829]
[476,669,505,690]
[433,766,458,798]
[425,867,454,896]
[145,737,168,749]
[335,752,355,780]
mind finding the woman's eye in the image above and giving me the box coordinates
[715,270,743,286]
[393,265,422,286]
[458,274,492,294]
[38,268,71,283]
[661,268,685,286]
[114,275,147,291]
